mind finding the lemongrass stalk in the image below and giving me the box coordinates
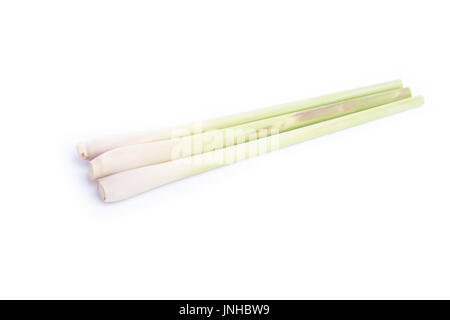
[97,96,424,202]
[89,88,411,179]
[77,80,403,160]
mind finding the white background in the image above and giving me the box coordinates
[0,0,449,299]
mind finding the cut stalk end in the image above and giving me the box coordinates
[89,158,106,180]
[97,181,106,201]
[76,143,89,160]
[88,161,96,180]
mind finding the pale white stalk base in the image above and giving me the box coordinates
[77,130,172,160]
[97,96,424,202]
[78,80,403,160]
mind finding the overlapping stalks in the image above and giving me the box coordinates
[77,80,424,202]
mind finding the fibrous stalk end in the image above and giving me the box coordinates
[97,181,106,201]
[88,161,96,180]
[76,143,89,160]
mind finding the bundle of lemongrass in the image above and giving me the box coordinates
[77,80,424,202]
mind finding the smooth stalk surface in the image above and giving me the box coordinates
[97,95,424,202]
[90,88,411,179]
[77,80,403,160]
